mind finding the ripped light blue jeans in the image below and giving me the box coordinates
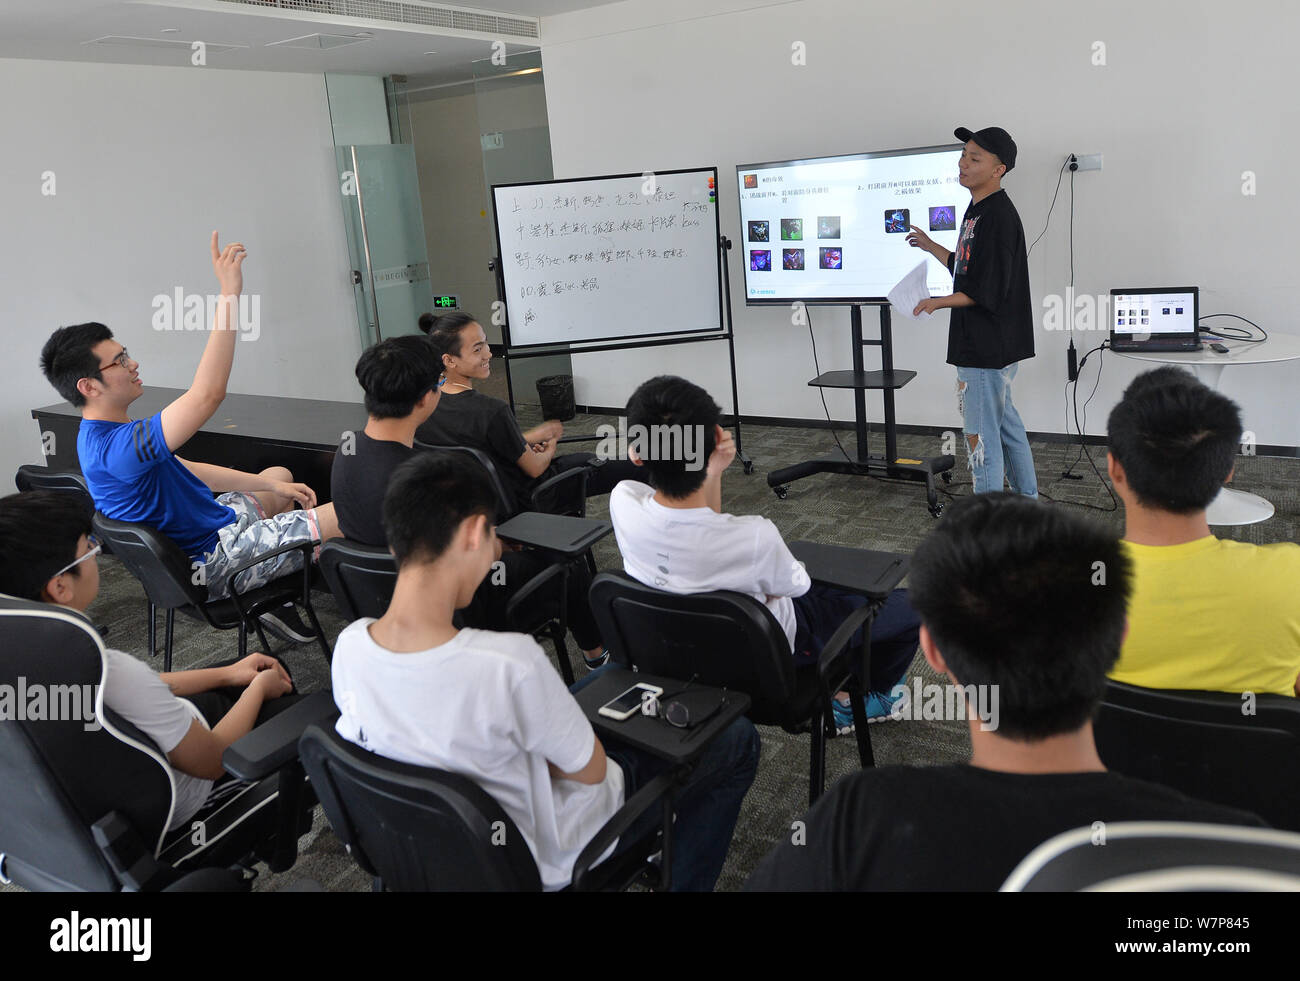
[954,362,1038,497]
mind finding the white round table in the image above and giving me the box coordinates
[1116,332,1300,525]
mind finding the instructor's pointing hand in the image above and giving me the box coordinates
[905,225,934,250]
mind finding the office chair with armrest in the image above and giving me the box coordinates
[1094,680,1300,832]
[317,535,601,686]
[0,595,333,891]
[590,571,879,803]
[299,722,678,891]
[92,512,328,671]
[1001,822,1300,891]
[415,440,595,521]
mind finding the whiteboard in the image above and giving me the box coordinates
[492,168,723,348]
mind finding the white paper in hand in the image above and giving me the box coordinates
[888,261,934,321]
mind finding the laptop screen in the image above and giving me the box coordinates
[1110,288,1199,343]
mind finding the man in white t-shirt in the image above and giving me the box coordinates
[331,452,759,890]
[0,491,297,832]
[611,376,922,730]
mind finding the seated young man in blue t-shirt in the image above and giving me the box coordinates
[609,376,921,728]
[39,234,339,636]
[332,452,759,890]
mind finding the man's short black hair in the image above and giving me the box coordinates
[908,493,1131,741]
[421,312,479,365]
[382,453,498,568]
[1107,367,1242,514]
[40,322,113,407]
[0,492,93,601]
[355,336,442,420]
[624,376,720,498]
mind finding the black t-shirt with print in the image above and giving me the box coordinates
[415,389,533,512]
[945,189,1035,369]
[744,764,1266,891]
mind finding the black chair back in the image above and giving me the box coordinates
[14,466,94,511]
[92,512,204,611]
[299,723,543,891]
[414,442,515,520]
[1002,821,1300,891]
[589,571,797,720]
[0,596,173,891]
[318,540,397,622]
[1095,680,1300,832]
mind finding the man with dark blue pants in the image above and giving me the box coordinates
[907,126,1037,496]
[609,375,921,731]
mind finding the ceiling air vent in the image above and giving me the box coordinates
[83,35,245,54]
[266,33,371,48]
[214,0,539,40]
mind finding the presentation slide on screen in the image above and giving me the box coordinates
[736,146,963,303]
[1112,291,1196,335]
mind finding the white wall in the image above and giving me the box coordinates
[2,57,360,483]
[540,0,1299,446]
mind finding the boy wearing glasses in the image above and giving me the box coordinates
[39,233,339,638]
[0,491,298,832]
[332,453,760,890]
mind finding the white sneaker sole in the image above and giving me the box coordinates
[259,610,317,644]
[835,683,912,734]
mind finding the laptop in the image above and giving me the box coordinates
[1109,287,1200,352]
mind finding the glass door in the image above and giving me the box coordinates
[337,143,433,347]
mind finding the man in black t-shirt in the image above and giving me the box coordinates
[331,336,608,663]
[907,126,1037,497]
[746,494,1266,891]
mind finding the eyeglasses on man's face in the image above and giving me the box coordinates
[97,348,132,372]
[51,534,102,578]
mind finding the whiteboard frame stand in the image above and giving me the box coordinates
[765,302,955,516]
[489,233,755,475]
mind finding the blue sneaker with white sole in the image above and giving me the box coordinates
[832,683,910,735]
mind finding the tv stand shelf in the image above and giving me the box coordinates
[809,369,917,390]
[768,304,954,516]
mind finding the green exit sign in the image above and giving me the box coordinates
[432,295,459,309]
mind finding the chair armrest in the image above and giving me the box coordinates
[224,538,320,583]
[571,769,680,891]
[815,601,880,694]
[222,692,340,782]
[498,513,612,557]
[530,465,590,516]
[505,560,567,630]
[789,541,908,598]
[224,538,319,622]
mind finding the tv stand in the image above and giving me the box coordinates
[768,303,955,517]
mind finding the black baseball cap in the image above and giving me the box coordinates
[954,126,1016,173]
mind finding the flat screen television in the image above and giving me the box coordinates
[736,144,964,305]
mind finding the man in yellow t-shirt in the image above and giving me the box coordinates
[1106,367,1300,697]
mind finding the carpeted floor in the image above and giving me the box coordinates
[57,401,1298,893]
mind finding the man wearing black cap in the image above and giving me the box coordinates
[906,126,1037,497]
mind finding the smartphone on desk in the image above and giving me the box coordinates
[597,683,663,721]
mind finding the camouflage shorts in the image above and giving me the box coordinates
[200,492,321,599]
